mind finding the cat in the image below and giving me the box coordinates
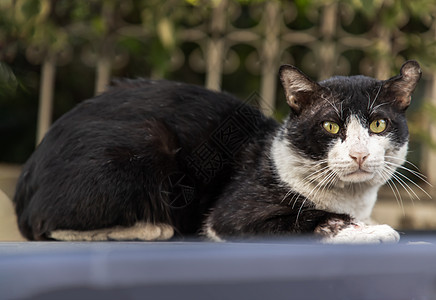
[13,60,422,243]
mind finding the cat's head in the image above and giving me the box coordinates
[274,61,421,191]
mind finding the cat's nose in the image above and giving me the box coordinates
[349,151,369,166]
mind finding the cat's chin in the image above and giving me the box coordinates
[339,170,375,183]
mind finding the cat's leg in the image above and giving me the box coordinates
[48,222,174,241]
[205,201,400,244]
[315,218,400,244]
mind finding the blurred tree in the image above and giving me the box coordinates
[1,0,436,165]
[9,0,72,144]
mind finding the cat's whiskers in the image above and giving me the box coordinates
[294,169,336,219]
[307,158,329,167]
[301,160,340,200]
[384,164,431,199]
[376,156,432,215]
[377,168,405,215]
[326,172,340,190]
[294,198,308,226]
[369,102,391,117]
[385,161,431,185]
[383,156,432,201]
[384,155,432,185]
[384,166,419,204]
[304,165,331,184]
[384,155,420,168]
[302,159,329,180]
[295,169,338,225]
[323,96,341,119]
[290,193,302,208]
[365,91,372,111]
[301,168,333,197]
[280,188,297,205]
[368,84,383,112]
[280,160,330,206]
[305,171,334,199]
[287,163,335,224]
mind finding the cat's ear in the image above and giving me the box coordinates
[279,65,322,114]
[384,60,422,110]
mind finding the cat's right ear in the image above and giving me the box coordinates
[383,60,422,110]
[279,65,321,114]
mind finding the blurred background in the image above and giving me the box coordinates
[1,0,436,240]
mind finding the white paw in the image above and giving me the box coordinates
[49,222,174,241]
[321,223,400,244]
[203,223,225,242]
[106,222,174,241]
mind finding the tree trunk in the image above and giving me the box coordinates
[94,55,111,95]
[205,0,227,91]
[36,55,56,145]
[260,1,281,116]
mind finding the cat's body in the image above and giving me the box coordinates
[14,61,421,243]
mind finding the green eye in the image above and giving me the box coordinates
[323,121,340,134]
[370,119,387,133]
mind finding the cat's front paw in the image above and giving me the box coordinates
[320,222,400,244]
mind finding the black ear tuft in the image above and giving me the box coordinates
[384,60,422,110]
[279,65,321,114]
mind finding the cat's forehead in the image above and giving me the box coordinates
[320,75,381,99]
[316,75,384,117]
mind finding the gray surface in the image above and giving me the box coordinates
[1,236,436,300]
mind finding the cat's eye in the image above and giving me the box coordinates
[323,121,340,134]
[369,119,387,134]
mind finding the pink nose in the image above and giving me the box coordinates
[349,152,369,166]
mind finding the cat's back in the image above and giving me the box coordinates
[17,79,252,189]
[13,79,277,239]
[78,79,241,117]
[34,79,249,157]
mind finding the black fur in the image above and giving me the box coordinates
[14,80,281,240]
[13,62,421,241]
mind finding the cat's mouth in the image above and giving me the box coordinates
[341,169,374,182]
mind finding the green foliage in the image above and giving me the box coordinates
[2,0,436,162]
[0,62,18,97]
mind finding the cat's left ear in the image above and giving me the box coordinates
[279,65,323,114]
[384,60,422,110]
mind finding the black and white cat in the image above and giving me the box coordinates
[14,61,422,243]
